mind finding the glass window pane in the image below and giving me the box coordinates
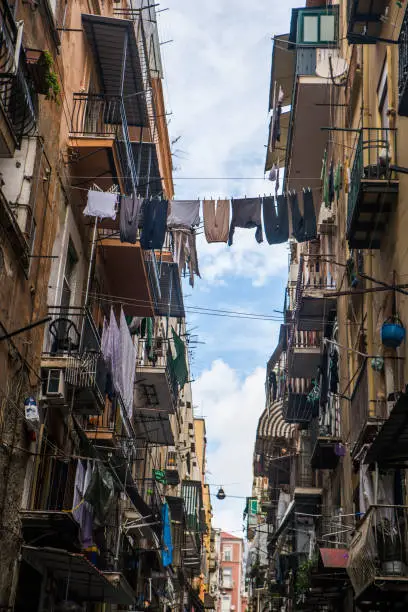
[303,16,318,42]
[320,15,335,41]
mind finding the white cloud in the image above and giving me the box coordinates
[193,360,266,534]
[159,0,300,286]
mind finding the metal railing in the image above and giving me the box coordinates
[399,9,408,115]
[136,337,179,408]
[298,253,337,293]
[348,505,408,598]
[291,329,322,350]
[349,361,387,450]
[0,0,37,145]
[347,128,397,236]
[139,477,163,517]
[70,92,121,137]
[43,305,100,356]
[84,393,121,435]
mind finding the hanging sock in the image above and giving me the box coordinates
[167,200,200,229]
[83,190,118,220]
[140,198,169,250]
[119,194,142,244]
[203,199,230,243]
[263,195,289,245]
[228,197,263,246]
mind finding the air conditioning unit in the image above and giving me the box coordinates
[41,369,67,404]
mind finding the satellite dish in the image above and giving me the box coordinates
[316,48,348,80]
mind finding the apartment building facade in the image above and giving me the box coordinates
[249,0,408,611]
[218,532,244,612]
[0,0,210,611]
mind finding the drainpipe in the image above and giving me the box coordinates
[363,45,376,416]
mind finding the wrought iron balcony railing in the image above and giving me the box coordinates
[346,128,398,249]
[399,8,408,117]
[0,0,37,148]
[348,505,408,601]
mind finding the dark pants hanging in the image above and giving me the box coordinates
[263,195,289,244]
[290,191,317,242]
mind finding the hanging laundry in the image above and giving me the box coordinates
[83,190,118,220]
[161,503,173,568]
[167,200,200,229]
[271,103,282,149]
[171,327,188,389]
[141,317,154,361]
[268,165,278,182]
[171,228,200,287]
[101,308,120,377]
[119,194,143,244]
[334,161,342,201]
[140,198,169,250]
[84,463,115,527]
[263,195,289,245]
[303,189,317,241]
[328,159,335,208]
[118,308,137,418]
[290,190,317,243]
[186,230,201,288]
[73,460,94,548]
[203,199,230,243]
[344,157,351,194]
[228,197,263,246]
[125,315,142,336]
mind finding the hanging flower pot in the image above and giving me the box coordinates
[371,356,385,372]
[381,316,406,349]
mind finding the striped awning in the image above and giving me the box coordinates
[255,399,296,455]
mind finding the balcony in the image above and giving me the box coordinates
[310,397,342,470]
[348,505,408,605]
[135,337,178,412]
[0,0,37,156]
[83,392,123,448]
[138,477,163,521]
[346,128,398,249]
[182,480,204,575]
[40,306,107,415]
[274,7,341,191]
[282,377,315,424]
[349,361,387,457]
[347,0,406,44]
[288,329,322,379]
[399,9,408,117]
[365,391,408,468]
[295,253,337,332]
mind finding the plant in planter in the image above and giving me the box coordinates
[36,50,61,102]
[294,557,316,604]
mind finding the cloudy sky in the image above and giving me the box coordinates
[159,1,300,536]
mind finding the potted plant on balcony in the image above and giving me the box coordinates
[26,49,60,102]
[376,515,407,576]
[381,315,406,349]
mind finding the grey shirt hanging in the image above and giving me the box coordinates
[120,194,143,244]
[228,197,263,245]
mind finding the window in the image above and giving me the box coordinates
[298,9,337,45]
[223,568,232,588]
[221,595,231,612]
[223,546,232,562]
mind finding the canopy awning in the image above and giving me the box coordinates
[319,547,349,570]
[22,546,135,604]
[255,400,296,456]
[82,14,149,127]
[365,392,408,467]
[268,34,295,110]
[135,407,175,446]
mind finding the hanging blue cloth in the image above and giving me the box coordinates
[161,502,173,567]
